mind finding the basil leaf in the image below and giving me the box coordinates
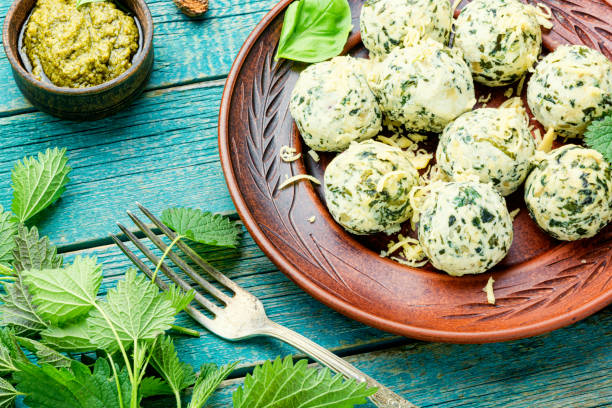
[276,0,353,63]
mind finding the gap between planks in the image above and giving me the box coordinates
[0,75,228,120]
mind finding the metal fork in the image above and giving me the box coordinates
[110,204,416,408]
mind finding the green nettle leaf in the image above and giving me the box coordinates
[187,362,238,408]
[0,377,21,408]
[163,283,196,314]
[41,318,96,352]
[24,256,102,326]
[87,269,176,351]
[16,336,72,368]
[139,376,173,400]
[11,147,71,223]
[150,335,196,404]
[584,112,612,162]
[0,328,28,375]
[15,359,129,408]
[0,270,48,335]
[0,206,17,266]
[233,356,377,408]
[275,0,353,63]
[12,224,63,272]
[161,207,240,247]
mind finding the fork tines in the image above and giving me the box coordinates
[110,203,236,326]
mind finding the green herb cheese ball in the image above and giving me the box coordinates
[524,145,612,241]
[418,181,514,276]
[527,45,612,137]
[290,56,382,152]
[324,140,419,235]
[454,0,543,87]
[359,0,452,57]
[436,106,536,196]
[368,39,476,133]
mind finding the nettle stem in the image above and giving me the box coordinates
[92,302,134,381]
[170,324,200,337]
[150,234,184,285]
[107,352,125,408]
[131,340,140,408]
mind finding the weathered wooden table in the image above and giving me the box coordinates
[0,1,610,406]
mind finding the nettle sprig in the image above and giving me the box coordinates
[0,149,235,408]
[0,148,377,408]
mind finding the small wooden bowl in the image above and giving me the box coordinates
[2,0,154,121]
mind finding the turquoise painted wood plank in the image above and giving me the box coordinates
[148,306,612,408]
[0,0,276,115]
[59,226,401,371]
[0,83,240,246]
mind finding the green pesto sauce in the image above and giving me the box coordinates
[23,0,139,88]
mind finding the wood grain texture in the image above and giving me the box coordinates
[0,0,276,115]
[148,307,612,407]
[0,84,238,245]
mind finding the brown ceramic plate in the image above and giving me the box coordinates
[219,0,612,343]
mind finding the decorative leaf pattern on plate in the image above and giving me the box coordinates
[242,42,293,200]
[526,0,612,58]
[443,229,612,321]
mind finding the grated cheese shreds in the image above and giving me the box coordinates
[408,183,433,229]
[419,163,447,186]
[532,3,553,29]
[407,133,428,143]
[533,128,542,146]
[381,234,428,267]
[510,208,520,220]
[377,135,404,148]
[308,216,316,223]
[280,145,302,162]
[499,96,523,109]
[515,75,526,96]
[278,174,321,190]
[537,127,556,152]
[377,134,414,149]
[392,256,429,268]
[376,170,408,193]
[307,149,320,162]
[477,93,492,104]
[376,134,432,170]
[483,277,496,305]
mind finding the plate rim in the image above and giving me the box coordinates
[218,0,612,343]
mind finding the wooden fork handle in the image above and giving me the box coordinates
[260,321,418,408]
